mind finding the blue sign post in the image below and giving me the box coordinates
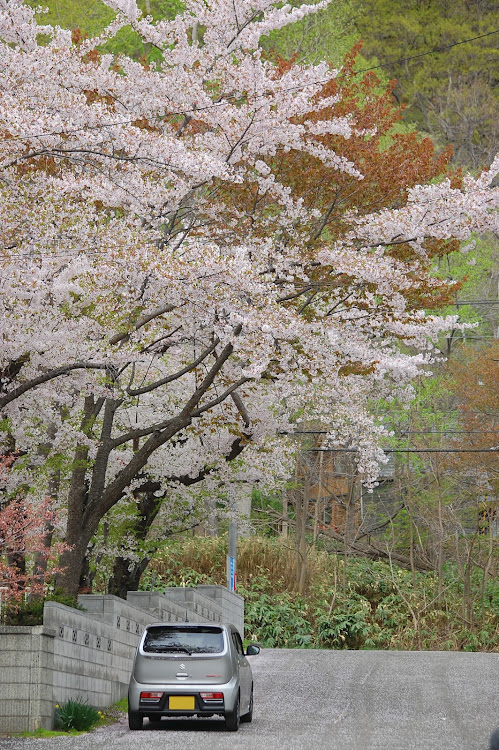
[227,519,237,592]
[227,554,236,592]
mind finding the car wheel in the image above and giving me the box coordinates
[240,685,253,723]
[128,711,143,730]
[225,693,240,732]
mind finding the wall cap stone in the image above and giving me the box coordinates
[0,625,56,637]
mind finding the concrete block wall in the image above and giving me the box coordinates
[197,585,245,637]
[0,626,55,733]
[45,601,148,709]
[126,591,195,624]
[151,588,224,626]
[0,586,244,733]
[77,593,160,630]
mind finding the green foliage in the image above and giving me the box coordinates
[431,233,499,337]
[260,0,357,66]
[29,0,184,63]
[31,0,115,37]
[314,596,372,649]
[3,592,82,626]
[110,697,128,712]
[86,487,206,594]
[251,487,285,536]
[352,0,499,168]
[239,577,313,647]
[31,0,185,31]
[15,728,84,738]
[54,698,101,732]
[151,536,499,651]
[142,562,217,590]
[266,0,498,168]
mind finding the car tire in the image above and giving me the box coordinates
[240,685,253,723]
[128,711,143,730]
[225,693,240,732]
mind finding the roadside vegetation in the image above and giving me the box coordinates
[149,536,499,652]
[54,699,102,732]
[13,698,127,738]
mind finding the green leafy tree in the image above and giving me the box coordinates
[260,0,357,66]
[29,0,184,61]
[353,0,499,168]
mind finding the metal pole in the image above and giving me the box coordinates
[227,520,237,591]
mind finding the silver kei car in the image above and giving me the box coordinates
[128,622,260,732]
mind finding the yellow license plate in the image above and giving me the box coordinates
[169,696,195,710]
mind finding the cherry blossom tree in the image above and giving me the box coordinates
[0,0,498,594]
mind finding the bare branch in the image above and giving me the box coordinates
[109,325,244,449]
[0,362,109,410]
[231,390,251,429]
[191,376,250,418]
[109,303,177,346]
[127,337,220,396]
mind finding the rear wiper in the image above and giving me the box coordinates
[159,645,192,655]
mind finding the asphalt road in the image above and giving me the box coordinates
[1,648,498,750]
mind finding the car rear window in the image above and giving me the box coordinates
[143,626,225,654]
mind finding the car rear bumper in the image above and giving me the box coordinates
[128,675,239,717]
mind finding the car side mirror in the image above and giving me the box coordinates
[246,644,261,656]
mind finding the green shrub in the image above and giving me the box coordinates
[54,698,101,732]
[3,592,82,626]
[150,536,499,652]
[3,599,46,626]
[241,586,313,648]
[314,598,372,649]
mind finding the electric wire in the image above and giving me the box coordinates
[306,448,499,453]
[1,29,497,138]
[283,429,499,435]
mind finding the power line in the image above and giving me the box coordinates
[306,448,499,453]
[158,29,499,115]
[453,300,499,306]
[353,29,499,74]
[283,425,499,435]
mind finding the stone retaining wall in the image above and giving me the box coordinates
[0,626,55,734]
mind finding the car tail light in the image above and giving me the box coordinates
[200,692,224,701]
[140,691,164,701]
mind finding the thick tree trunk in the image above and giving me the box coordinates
[107,489,161,597]
[31,467,60,599]
[108,556,151,599]
[55,397,97,596]
[30,522,54,598]
[56,528,96,597]
[6,551,26,592]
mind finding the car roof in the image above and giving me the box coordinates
[143,622,235,631]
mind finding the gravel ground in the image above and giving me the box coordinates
[1,648,498,750]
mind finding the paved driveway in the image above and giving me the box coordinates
[1,648,498,750]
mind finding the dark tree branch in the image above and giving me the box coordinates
[109,303,178,346]
[97,325,244,514]
[127,337,220,396]
[0,362,109,410]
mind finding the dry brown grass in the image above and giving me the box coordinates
[153,535,338,593]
